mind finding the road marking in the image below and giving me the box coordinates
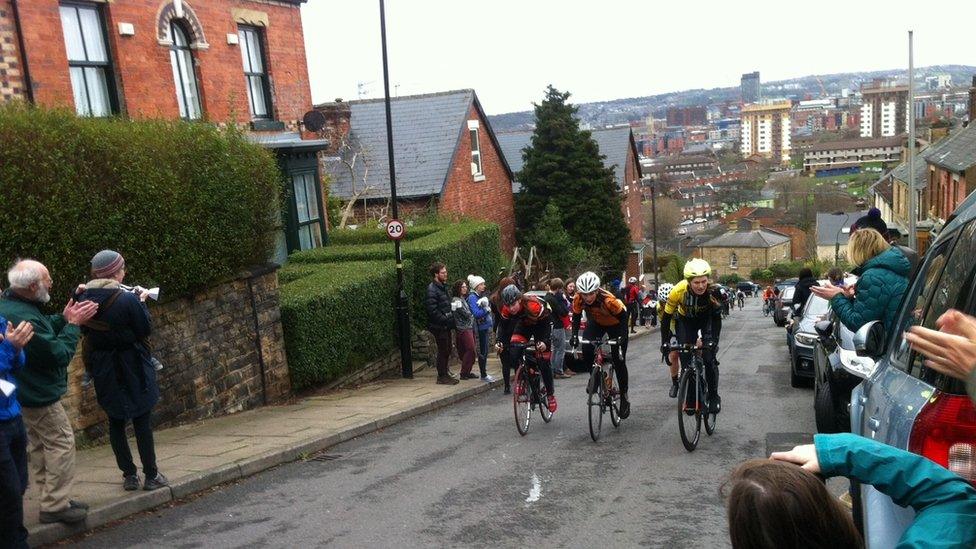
[525,473,542,504]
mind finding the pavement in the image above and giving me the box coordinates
[26,323,659,546]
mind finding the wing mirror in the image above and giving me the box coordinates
[814,319,833,338]
[853,320,886,358]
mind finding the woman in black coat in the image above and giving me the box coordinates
[79,250,167,491]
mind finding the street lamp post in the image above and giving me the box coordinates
[379,0,412,377]
[646,176,659,289]
[834,212,848,265]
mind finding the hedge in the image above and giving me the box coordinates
[326,224,443,246]
[280,260,414,389]
[0,105,280,306]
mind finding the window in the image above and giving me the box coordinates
[730,252,738,269]
[170,21,202,120]
[292,172,323,250]
[238,26,273,120]
[59,3,116,116]
[468,120,483,180]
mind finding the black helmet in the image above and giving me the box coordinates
[501,284,522,306]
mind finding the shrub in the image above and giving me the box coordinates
[0,105,280,306]
[719,274,743,286]
[280,260,414,389]
[326,224,443,246]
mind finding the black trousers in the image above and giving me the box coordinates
[0,416,29,549]
[431,328,453,378]
[627,303,639,329]
[580,323,629,396]
[109,412,158,479]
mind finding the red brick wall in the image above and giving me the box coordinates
[440,104,516,253]
[11,0,311,126]
[0,0,27,102]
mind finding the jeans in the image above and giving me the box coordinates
[0,417,29,549]
[476,329,490,378]
[431,328,454,378]
[108,412,158,479]
[550,328,567,373]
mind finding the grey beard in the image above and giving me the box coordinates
[36,289,51,304]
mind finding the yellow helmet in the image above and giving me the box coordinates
[683,258,711,279]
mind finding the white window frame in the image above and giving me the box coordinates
[468,119,485,181]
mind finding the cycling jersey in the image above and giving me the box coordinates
[572,289,626,327]
[500,295,550,325]
[661,279,723,344]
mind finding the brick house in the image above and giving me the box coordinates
[497,126,645,277]
[316,89,517,253]
[0,0,327,260]
[697,221,792,278]
[925,122,976,225]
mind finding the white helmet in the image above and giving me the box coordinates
[576,271,601,293]
[657,283,674,302]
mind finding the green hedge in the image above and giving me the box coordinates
[326,224,443,246]
[0,105,280,305]
[280,260,414,389]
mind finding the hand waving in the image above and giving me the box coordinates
[3,321,34,350]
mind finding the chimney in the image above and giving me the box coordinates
[728,220,738,232]
[315,99,352,154]
[750,219,762,231]
[969,76,976,125]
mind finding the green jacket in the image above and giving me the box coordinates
[0,290,80,408]
[816,433,976,548]
[830,246,910,333]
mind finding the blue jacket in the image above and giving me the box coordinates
[0,315,26,421]
[816,433,976,548]
[467,292,493,332]
[830,246,910,333]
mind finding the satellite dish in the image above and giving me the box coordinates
[303,110,327,133]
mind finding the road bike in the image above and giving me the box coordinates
[511,341,553,436]
[579,338,623,442]
[763,299,773,316]
[736,295,744,310]
[665,342,717,452]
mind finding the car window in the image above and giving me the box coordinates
[804,295,830,318]
[890,220,976,379]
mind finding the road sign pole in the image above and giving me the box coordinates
[379,0,412,377]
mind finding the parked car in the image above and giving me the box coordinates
[786,293,830,388]
[773,285,795,327]
[736,281,755,297]
[811,277,862,434]
[844,194,976,547]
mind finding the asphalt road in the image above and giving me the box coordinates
[70,297,817,549]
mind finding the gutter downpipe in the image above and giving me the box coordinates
[10,0,35,104]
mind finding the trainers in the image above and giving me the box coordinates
[547,395,558,413]
[437,376,459,385]
[39,505,87,524]
[709,395,722,414]
[481,374,496,383]
[144,473,169,491]
[618,398,631,419]
[460,372,479,380]
[123,474,140,491]
[669,378,679,399]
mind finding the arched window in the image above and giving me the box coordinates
[730,252,738,269]
[170,21,202,120]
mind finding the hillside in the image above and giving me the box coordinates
[488,65,976,132]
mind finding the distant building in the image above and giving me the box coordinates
[741,72,761,103]
[740,100,792,165]
[642,155,718,180]
[925,75,952,90]
[666,106,708,127]
[697,220,791,277]
[860,80,910,138]
[815,211,869,261]
[802,136,904,174]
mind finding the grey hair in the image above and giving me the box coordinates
[7,259,43,290]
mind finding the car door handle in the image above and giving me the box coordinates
[867,417,881,431]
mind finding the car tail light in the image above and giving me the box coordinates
[909,392,976,486]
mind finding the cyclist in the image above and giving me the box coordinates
[657,283,682,397]
[498,284,557,412]
[660,259,724,413]
[735,288,745,310]
[569,272,631,419]
[762,285,775,314]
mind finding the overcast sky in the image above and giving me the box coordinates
[302,1,976,115]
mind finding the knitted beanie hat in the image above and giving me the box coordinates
[91,249,125,278]
[467,275,486,289]
[852,208,888,238]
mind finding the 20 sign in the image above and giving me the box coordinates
[386,219,406,241]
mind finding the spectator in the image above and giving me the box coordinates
[77,250,168,491]
[905,308,976,404]
[724,433,976,548]
[450,280,477,381]
[466,275,494,383]
[545,278,572,379]
[0,260,95,524]
[826,267,845,287]
[791,267,818,316]
[0,317,34,549]
[852,208,920,277]
[490,276,517,394]
[425,262,458,385]
[565,280,577,303]
[625,277,640,333]
[811,228,910,333]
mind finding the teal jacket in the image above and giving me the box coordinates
[830,246,910,333]
[0,290,80,408]
[816,433,976,548]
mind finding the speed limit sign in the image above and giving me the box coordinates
[386,219,406,241]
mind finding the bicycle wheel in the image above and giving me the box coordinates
[588,368,605,442]
[608,369,621,428]
[513,366,531,436]
[537,375,553,423]
[677,368,701,452]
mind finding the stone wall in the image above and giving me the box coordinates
[701,242,792,278]
[324,331,435,389]
[64,266,290,440]
[0,1,26,103]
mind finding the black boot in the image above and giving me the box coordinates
[668,376,679,398]
[618,395,631,419]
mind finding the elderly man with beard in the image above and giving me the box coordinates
[0,259,97,524]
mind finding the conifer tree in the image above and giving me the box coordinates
[515,86,631,273]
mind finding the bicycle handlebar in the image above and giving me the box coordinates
[578,338,621,346]
[663,341,716,352]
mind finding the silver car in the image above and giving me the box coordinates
[843,195,976,546]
